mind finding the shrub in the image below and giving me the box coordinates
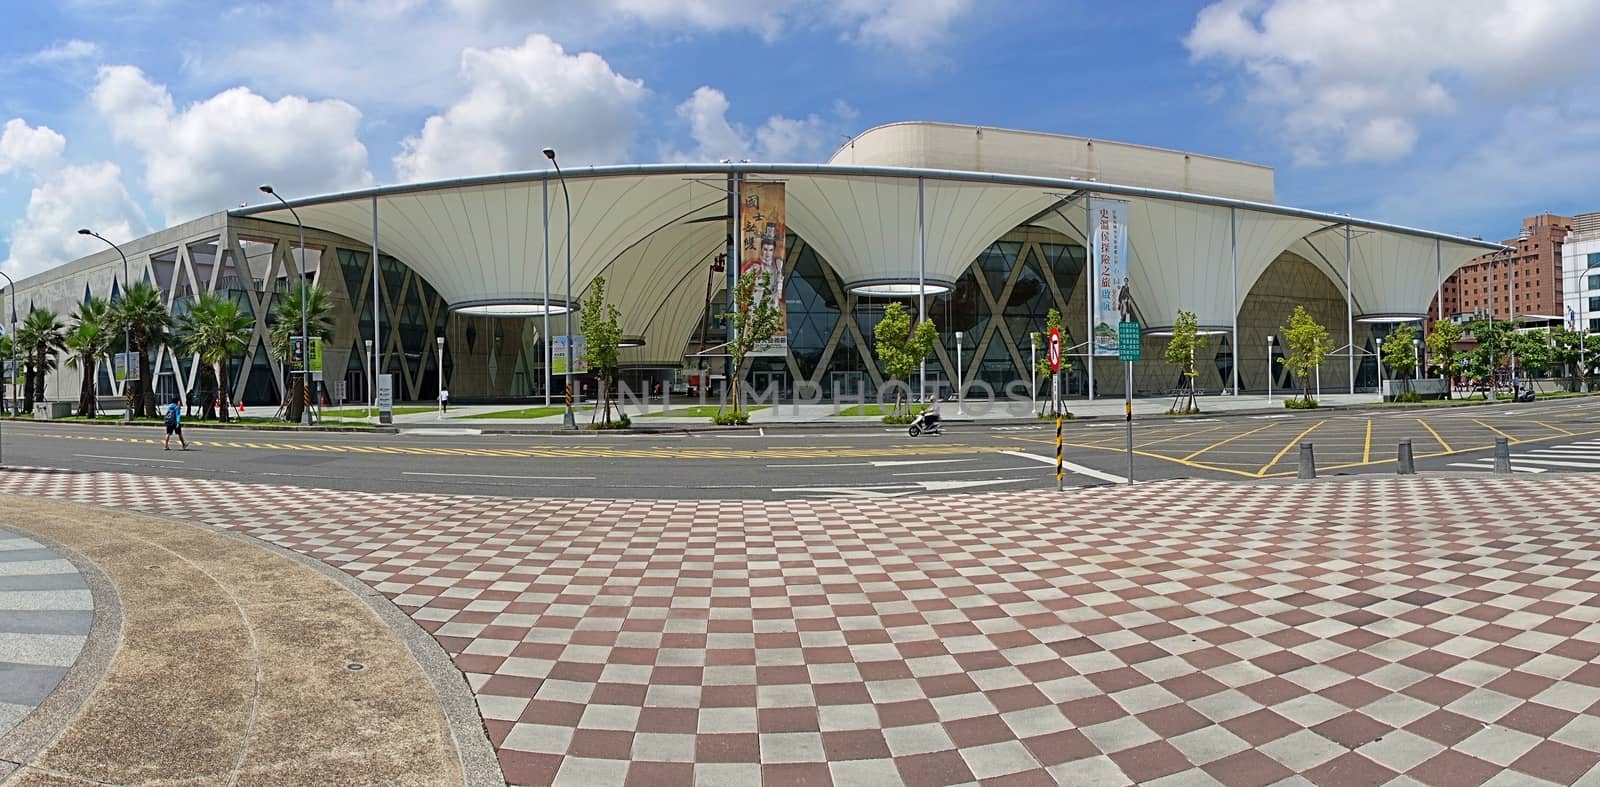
[1167,407,1201,416]
[712,411,749,426]
[882,413,918,425]
[589,413,632,430]
[1394,391,1424,403]
[1284,398,1319,409]
[1037,410,1074,420]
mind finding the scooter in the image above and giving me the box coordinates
[1513,384,1535,403]
[907,410,943,437]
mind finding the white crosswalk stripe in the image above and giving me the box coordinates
[1449,439,1600,474]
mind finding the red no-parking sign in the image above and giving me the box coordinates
[1047,327,1062,373]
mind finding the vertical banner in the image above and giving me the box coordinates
[738,180,788,356]
[1090,198,1131,357]
[551,335,589,375]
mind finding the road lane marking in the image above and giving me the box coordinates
[1182,422,1279,461]
[1472,419,1519,444]
[1534,420,1575,436]
[1257,420,1326,476]
[1363,419,1372,465]
[892,465,1048,477]
[1000,450,1127,484]
[1416,418,1453,453]
[75,453,184,463]
[403,472,597,480]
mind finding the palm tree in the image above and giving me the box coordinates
[0,335,11,416]
[178,294,254,422]
[65,298,115,417]
[16,309,66,410]
[268,285,334,423]
[113,281,171,418]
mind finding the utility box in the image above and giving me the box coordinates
[33,401,74,420]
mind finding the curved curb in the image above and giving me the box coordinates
[0,529,123,781]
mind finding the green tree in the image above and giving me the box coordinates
[268,285,334,422]
[1280,305,1331,404]
[578,275,624,426]
[16,308,66,409]
[720,271,782,419]
[1551,327,1584,383]
[1509,330,1553,379]
[64,298,115,417]
[178,294,255,422]
[873,302,938,417]
[1033,308,1066,416]
[1384,323,1419,393]
[1458,346,1495,398]
[113,282,172,417]
[1465,318,1512,393]
[1164,309,1201,413]
[1425,320,1463,398]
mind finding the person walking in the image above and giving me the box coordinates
[163,398,187,451]
[439,388,449,413]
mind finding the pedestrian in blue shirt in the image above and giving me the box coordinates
[163,400,187,451]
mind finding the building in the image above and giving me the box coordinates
[1563,212,1600,334]
[1432,213,1572,330]
[3,122,1504,408]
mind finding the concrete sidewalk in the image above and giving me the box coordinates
[0,495,500,786]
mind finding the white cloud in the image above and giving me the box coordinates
[91,65,372,223]
[826,0,974,50]
[0,119,66,176]
[28,39,98,64]
[3,161,146,280]
[667,86,855,163]
[1186,0,1600,163]
[394,34,646,182]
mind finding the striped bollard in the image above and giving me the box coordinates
[1055,415,1064,491]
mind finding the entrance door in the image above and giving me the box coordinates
[751,371,788,401]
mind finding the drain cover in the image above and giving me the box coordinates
[345,662,366,672]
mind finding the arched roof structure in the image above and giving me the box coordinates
[233,161,1505,354]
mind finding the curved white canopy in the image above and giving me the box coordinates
[235,164,1504,334]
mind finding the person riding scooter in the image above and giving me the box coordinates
[908,402,943,437]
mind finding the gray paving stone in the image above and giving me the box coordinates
[0,610,93,636]
[0,589,92,611]
[0,558,76,576]
[0,633,87,667]
[0,663,68,705]
[0,573,88,592]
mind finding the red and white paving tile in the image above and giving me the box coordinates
[3,467,1600,786]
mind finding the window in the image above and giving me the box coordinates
[1588,274,1600,290]
[1589,296,1600,312]
[1591,317,1600,333]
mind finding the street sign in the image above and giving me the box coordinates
[290,336,305,365]
[308,337,324,381]
[376,374,393,425]
[1118,322,1142,362]
[1047,327,1062,373]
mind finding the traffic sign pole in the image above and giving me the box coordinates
[1118,322,1141,485]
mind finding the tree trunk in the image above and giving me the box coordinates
[22,364,34,410]
[286,374,304,422]
[201,366,217,421]
[216,361,230,423]
[137,346,155,417]
[34,350,46,404]
[78,355,96,417]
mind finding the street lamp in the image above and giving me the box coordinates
[259,185,313,426]
[364,338,373,419]
[1412,337,1421,382]
[543,148,576,430]
[955,330,964,415]
[1029,332,1037,416]
[0,269,14,463]
[78,228,133,422]
[436,335,445,419]
[1376,337,1385,397]
[1266,335,1274,404]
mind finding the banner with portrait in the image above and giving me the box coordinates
[738,180,788,356]
[1090,198,1131,357]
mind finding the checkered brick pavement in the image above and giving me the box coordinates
[3,466,1600,786]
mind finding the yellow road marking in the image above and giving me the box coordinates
[1182,422,1280,461]
[1416,418,1452,453]
[1363,419,1372,465]
[1472,419,1519,444]
[1534,420,1575,436]
[1257,420,1326,476]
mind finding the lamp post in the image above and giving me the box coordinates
[1412,337,1421,382]
[0,270,14,463]
[542,148,577,430]
[955,331,964,415]
[1376,337,1385,397]
[78,228,132,422]
[364,338,373,419]
[436,335,445,419]
[1266,335,1274,404]
[1030,332,1037,416]
[259,185,312,426]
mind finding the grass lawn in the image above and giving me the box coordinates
[320,405,436,417]
[52,414,376,429]
[461,405,593,420]
[833,403,926,417]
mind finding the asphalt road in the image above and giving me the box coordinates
[3,396,1600,498]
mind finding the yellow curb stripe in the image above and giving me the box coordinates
[1416,418,1452,453]
[1182,422,1280,461]
[1257,419,1326,476]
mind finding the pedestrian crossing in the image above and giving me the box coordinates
[1447,438,1600,474]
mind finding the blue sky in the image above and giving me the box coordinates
[3,0,1599,278]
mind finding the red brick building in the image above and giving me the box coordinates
[1430,213,1572,331]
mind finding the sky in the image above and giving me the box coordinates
[2,0,1599,280]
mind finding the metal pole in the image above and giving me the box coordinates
[956,332,964,415]
[436,336,444,419]
[1509,249,1517,382]
[263,190,311,425]
[545,154,576,429]
[1125,359,1133,483]
[542,179,551,407]
[372,195,381,420]
[1030,333,1037,415]
[1267,336,1274,404]
[917,176,926,401]
[1230,207,1239,395]
[1086,195,1095,401]
[364,339,372,419]
[0,271,10,463]
[1345,224,1354,395]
